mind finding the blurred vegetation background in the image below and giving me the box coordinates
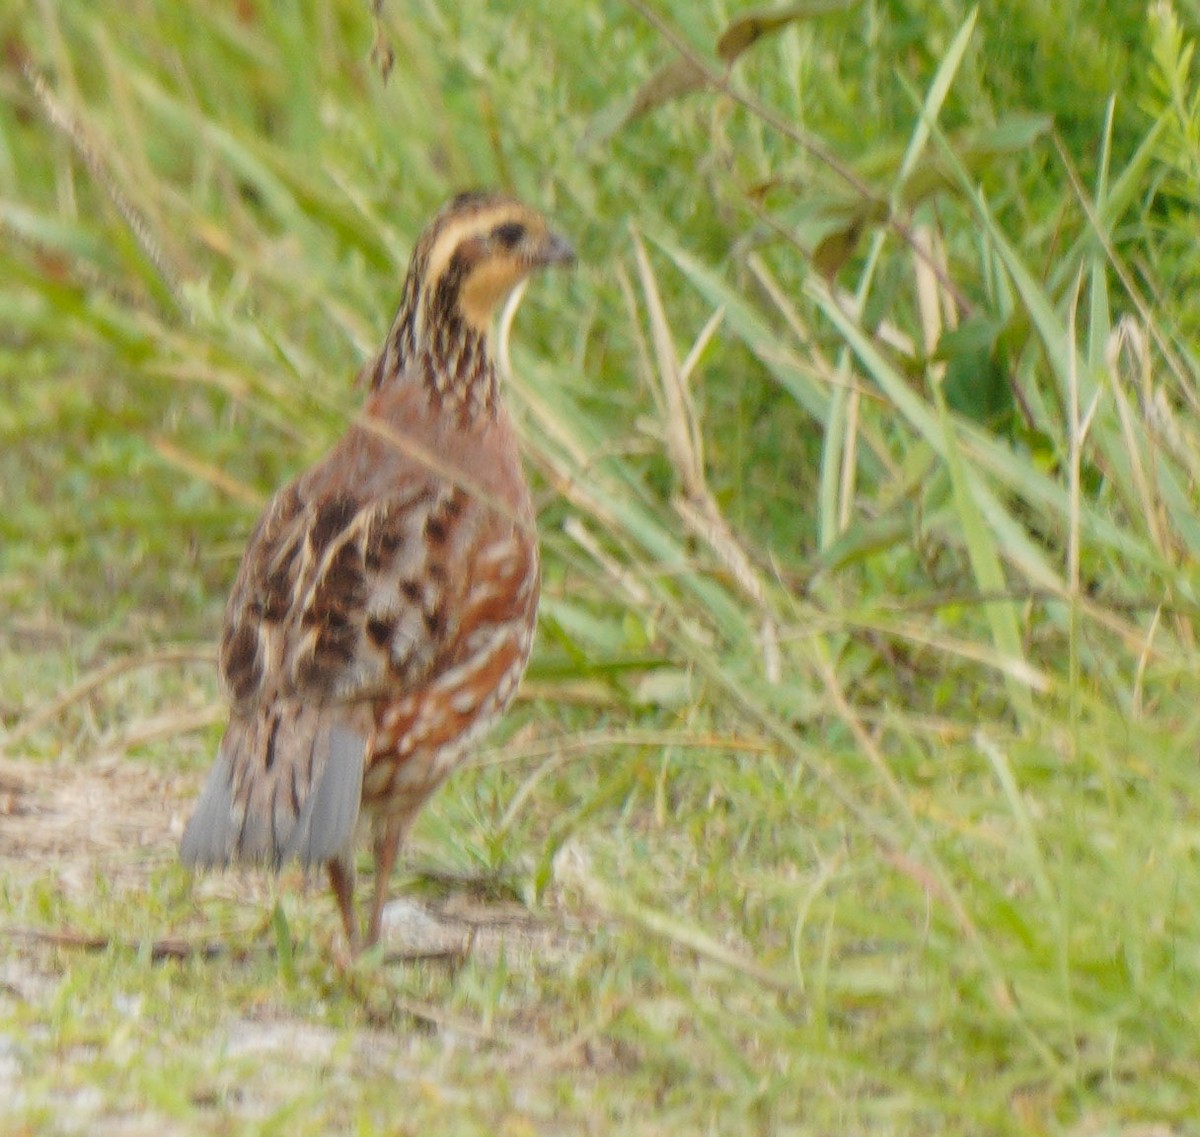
[4,0,1200,1133]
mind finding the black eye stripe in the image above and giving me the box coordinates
[493,221,526,248]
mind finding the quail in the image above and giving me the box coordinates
[181,191,574,951]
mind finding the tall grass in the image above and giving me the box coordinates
[4,0,1200,1132]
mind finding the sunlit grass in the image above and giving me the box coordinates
[4,0,1200,1133]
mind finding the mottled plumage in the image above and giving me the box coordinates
[181,192,574,950]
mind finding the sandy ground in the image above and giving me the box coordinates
[0,755,180,883]
[0,752,573,962]
[0,750,619,1134]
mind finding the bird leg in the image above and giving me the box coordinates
[365,815,413,947]
[327,854,361,956]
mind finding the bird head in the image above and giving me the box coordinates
[375,192,574,410]
[412,191,575,333]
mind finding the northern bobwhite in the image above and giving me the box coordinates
[181,192,574,951]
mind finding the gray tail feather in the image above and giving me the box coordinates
[180,706,366,870]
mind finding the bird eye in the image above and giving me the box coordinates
[493,222,526,249]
